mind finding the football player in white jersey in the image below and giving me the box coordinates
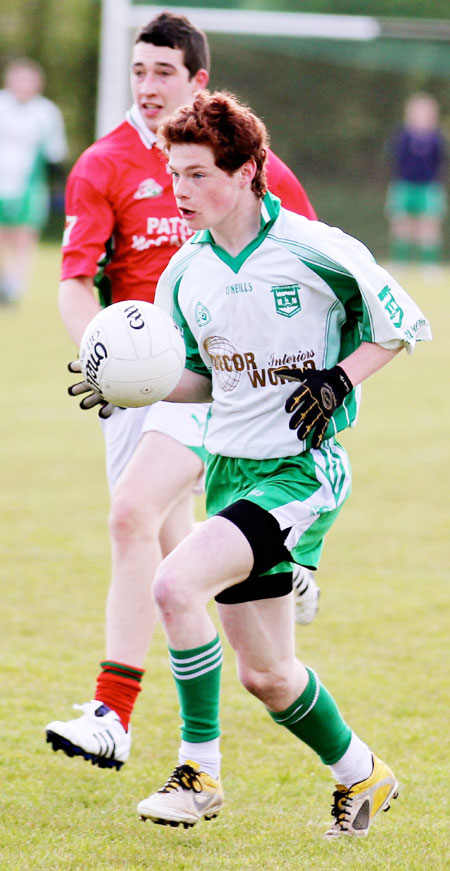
[0,58,67,303]
[135,90,431,838]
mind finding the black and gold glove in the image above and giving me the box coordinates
[277,365,353,449]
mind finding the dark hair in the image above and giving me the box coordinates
[159,90,268,198]
[135,12,210,78]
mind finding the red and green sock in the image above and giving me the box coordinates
[95,660,145,731]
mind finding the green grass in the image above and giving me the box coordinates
[1,245,449,870]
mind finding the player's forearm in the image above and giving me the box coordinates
[339,341,402,387]
[59,277,100,347]
[166,368,212,403]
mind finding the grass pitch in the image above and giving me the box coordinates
[1,245,449,870]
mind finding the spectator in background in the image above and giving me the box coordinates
[0,58,67,305]
[386,92,447,269]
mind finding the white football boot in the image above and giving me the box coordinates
[324,755,399,838]
[292,565,320,624]
[138,760,224,828]
[46,700,131,770]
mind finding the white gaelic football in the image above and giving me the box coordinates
[79,300,186,407]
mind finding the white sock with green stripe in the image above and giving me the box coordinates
[168,633,223,773]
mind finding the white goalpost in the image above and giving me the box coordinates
[97,0,450,138]
[96,0,381,138]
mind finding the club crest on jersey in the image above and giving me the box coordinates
[133,178,163,199]
[271,284,301,318]
[195,302,212,327]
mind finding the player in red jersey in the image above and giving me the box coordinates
[45,11,318,770]
[60,101,314,306]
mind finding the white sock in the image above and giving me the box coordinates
[2,273,23,301]
[179,738,221,779]
[329,732,373,787]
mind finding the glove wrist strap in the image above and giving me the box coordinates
[327,364,353,402]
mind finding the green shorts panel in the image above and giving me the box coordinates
[205,442,351,570]
[386,181,447,218]
[0,183,49,230]
[189,444,207,462]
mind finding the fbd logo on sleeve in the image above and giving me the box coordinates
[195,301,212,327]
[271,284,301,318]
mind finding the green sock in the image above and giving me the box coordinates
[390,237,413,262]
[419,243,441,264]
[268,667,351,765]
[169,634,222,742]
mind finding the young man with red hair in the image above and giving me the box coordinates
[135,90,431,838]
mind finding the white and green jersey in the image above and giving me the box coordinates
[156,192,431,460]
[0,89,67,200]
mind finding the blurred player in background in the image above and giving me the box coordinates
[0,58,67,305]
[386,92,447,268]
[46,11,318,770]
[136,89,431,837]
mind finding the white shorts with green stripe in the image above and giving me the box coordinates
[100,401,208,492]
[205,440,351,570]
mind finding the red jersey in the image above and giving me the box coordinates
[61,114,316,305]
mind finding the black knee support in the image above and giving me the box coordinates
[214,499,292,604]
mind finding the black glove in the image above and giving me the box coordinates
[276,365,353,449]
[67,360,116,419]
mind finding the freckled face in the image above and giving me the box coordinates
[168,143,243,235]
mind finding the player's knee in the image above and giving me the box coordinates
[237,661,292,705]
[152,565,185,616]
[108,489,158,545]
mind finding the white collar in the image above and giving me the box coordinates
[125,103,158,150]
